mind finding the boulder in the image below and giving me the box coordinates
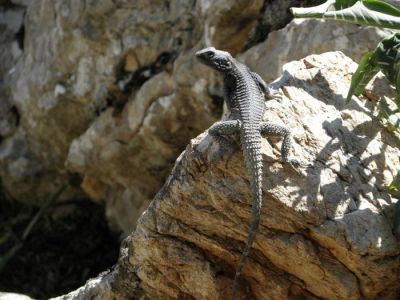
[54,52,400,299]
[240,19,394,82]
[0,0,396,233]
[2,0,264,225]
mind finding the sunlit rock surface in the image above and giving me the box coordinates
[55,52,400,299]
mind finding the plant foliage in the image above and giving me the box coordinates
[290,0,400,29]
[347,33,400,102]
[291,0,400,234]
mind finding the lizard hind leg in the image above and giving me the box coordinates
[260,122,300,170]
[208,120,242,166]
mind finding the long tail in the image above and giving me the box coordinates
[232,129,263,300]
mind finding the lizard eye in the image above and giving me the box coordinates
[206,51,215,59]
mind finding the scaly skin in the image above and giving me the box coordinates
[196,47,299,299]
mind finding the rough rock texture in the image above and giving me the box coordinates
[0,0,71,203]
[240,19,394,82]
[62,0,267,232]
[54,52,400,299]
[63,15,394,233]
[245,0,325,48]
[0,0,395,233]
[2,0,265,230]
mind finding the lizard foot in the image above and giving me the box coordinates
[267,88,283,101]
[286,158,304,175]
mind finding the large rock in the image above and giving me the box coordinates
[54,52,400,299]
[61,0,264,233]
[0,0,61,201]
[0,0,395,233]
[2,0,264,225]
[240,19,394,82]
[64,68,218,232]
[60,15,395,234]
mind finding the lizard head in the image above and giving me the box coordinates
[195,47,233,73]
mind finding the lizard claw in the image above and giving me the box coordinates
[286,158,304,175]
[267,88,283,101]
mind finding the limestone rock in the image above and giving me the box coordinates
[2,0,264,222]
[246,0,325,48]
[0,292,35,300]
[240,19,394,82]
[61,0,264,233]
[55,52,400,299]
[65,69,217,232]
[0,0,59,201]
[0,0,26,146]
[1,0,397,233]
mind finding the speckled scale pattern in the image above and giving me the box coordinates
[196,48,297,300]
[227,60,266,299]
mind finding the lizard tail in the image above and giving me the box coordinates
[232,130,263,300]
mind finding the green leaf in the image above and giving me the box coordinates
[388,168,400,192]
[372,33,400,84]
[379,97,400,132]
[347,33,400,103]
[395,62,400,93]
[379,96,395,120]
[394,94,400,110]
[394,201,400,238]
[346,51,379,102]
[291,0,400,29]
[335,0,358,9]
[290,0,336,18]
[363,0,400,17]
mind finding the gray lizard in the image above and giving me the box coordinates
[195,47,299,299]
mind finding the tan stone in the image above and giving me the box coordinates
[54,52,400,299]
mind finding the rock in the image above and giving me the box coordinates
[0,0,58,201]
[246,0,325,48]
[65,69,218,232]
[1,0,396,232]
[0,293,35,300]
[0,0,25,138]
[2,0,264,224]
[240,19,394,82]
[60,0,264,233]
[0,129,78,202]
[55,52,400,299]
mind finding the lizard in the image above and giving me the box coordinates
[195,47,300,299]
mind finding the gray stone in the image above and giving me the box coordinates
[240,19,394,82]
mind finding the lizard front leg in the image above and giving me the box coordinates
[208,120,242,164]
[250,71,281,100]
[260,122,300,169]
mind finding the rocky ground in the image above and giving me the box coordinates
[0,0,399,299]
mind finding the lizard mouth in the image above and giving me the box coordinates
[195,50,209,62]
[195,50,202,57]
